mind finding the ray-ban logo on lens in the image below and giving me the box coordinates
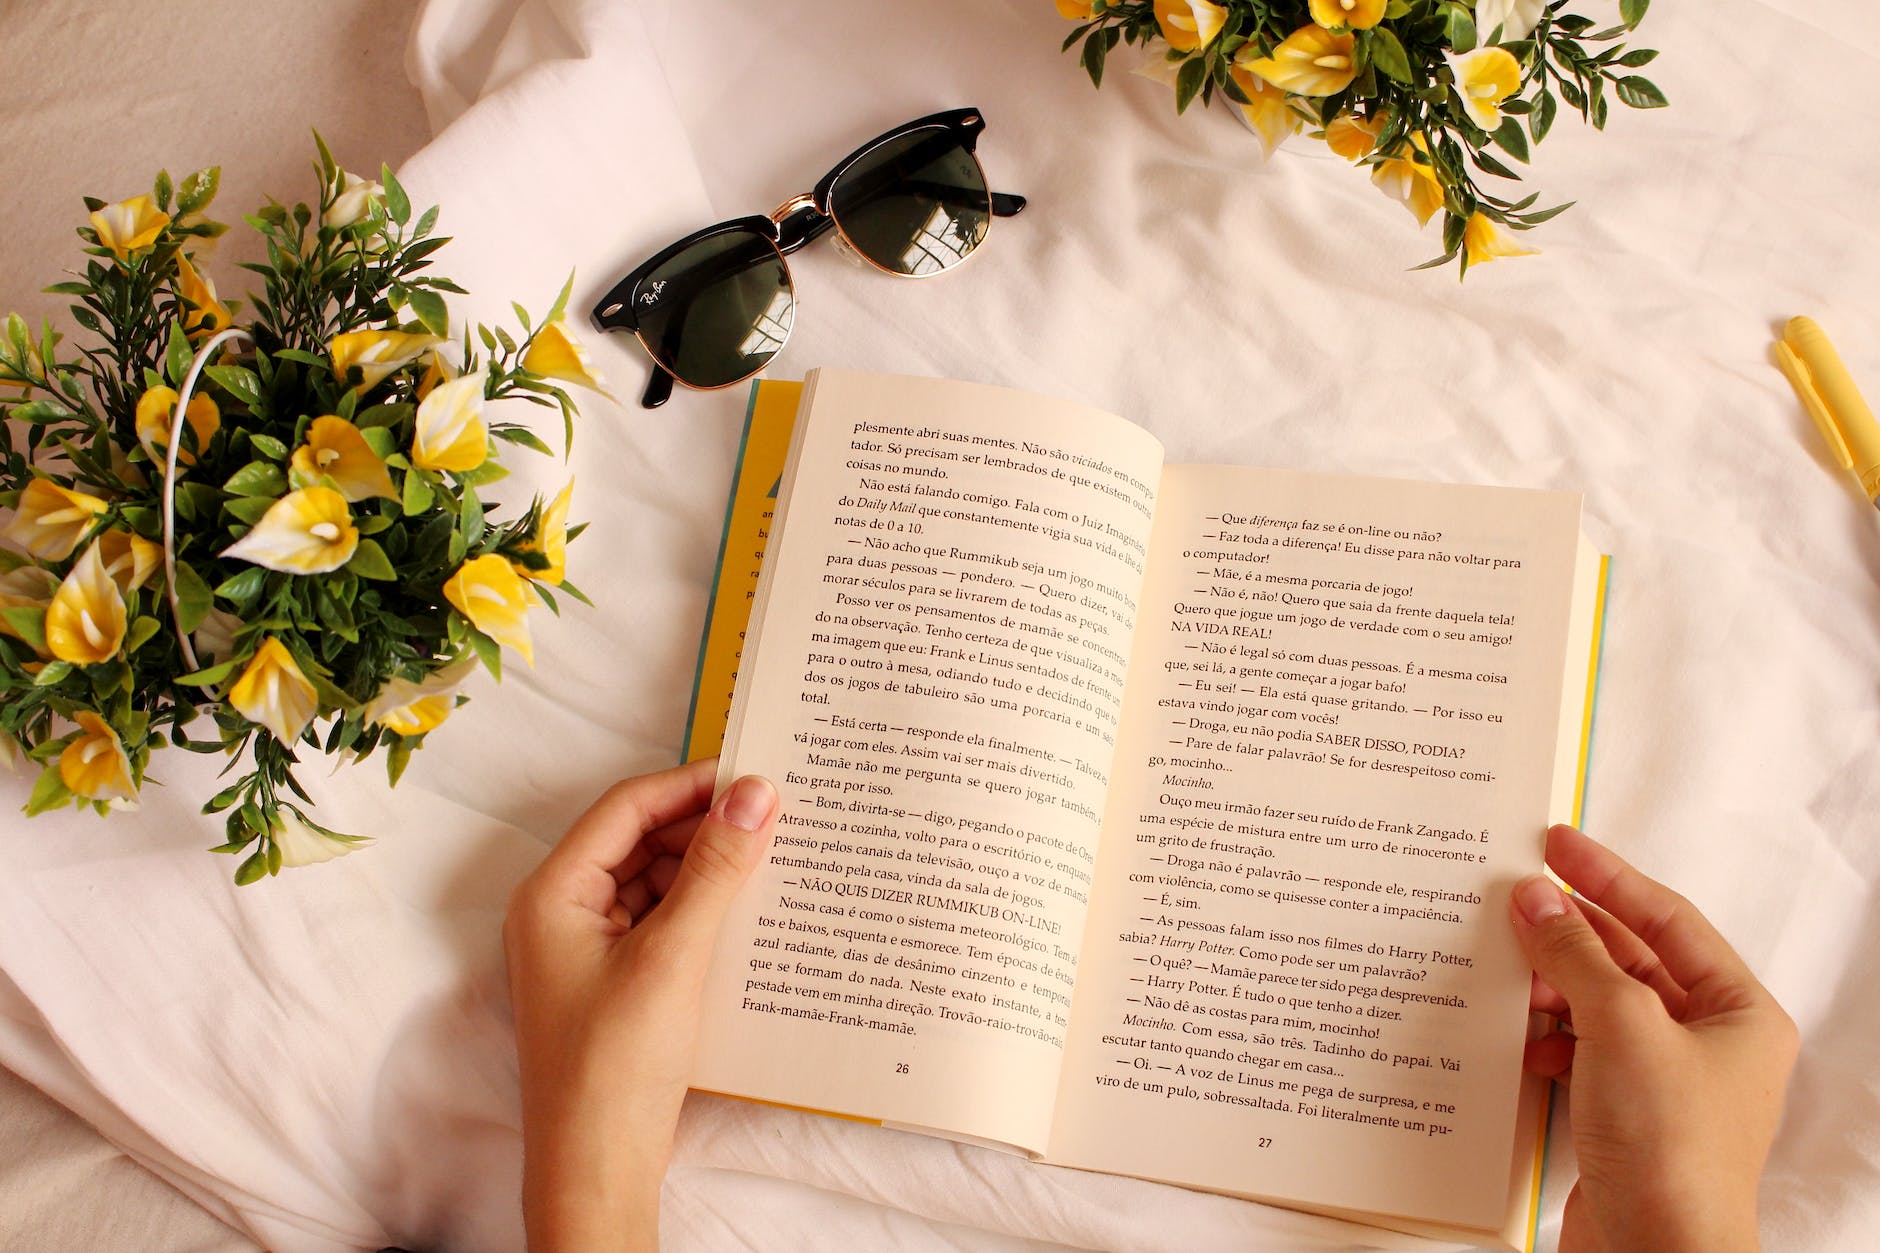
[639,280,666,306]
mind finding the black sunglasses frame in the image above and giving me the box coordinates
[590,107,1027,408]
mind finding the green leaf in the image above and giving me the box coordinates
[1173,55,1207,112]
[492,426,554,457]
[386,735,415,788]
[355,402,411,431]
[1613,47,1659,68]
[223,496,277,525]
[346,538,396,580]
[1,606,46,653]
[459,484,484,547]
[1619,0,1650,27]
[401,470,435,517]
[407,288,450,338]
[1614,76,1668,109]
[125,616,162,655]
[249,434,291,462]
[154,169,174,210]
[214,566,267,603]
[463,622,501,679]
[1492,117,1531,163]
[176,166,221,215]
[173,560,213,634]
[1530,90,1558,143]
[24,766,74,817]
[174,656,242,686]
[456,459,509,488]
[205,364,264,410]
[381,164,412,225]
[1081,31,1109,88]
[1512,200,1577,225]
[234,849,269,886]
[32,660,74,688]
[1368,28,1413,84]
[361,426,398,458]
[545,270,575,327]
[224,461,286,497]
[1442,3,1476,53]
[165,321,194,386]
[355,513,393,535]
[203,781,246,815]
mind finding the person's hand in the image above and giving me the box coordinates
[504,757,778,1253]
[1513,824,1797,1253]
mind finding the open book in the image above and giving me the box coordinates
[684,370,1608,1249]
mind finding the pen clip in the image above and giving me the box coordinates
[1775,339,1854,470]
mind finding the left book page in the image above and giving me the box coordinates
[694,370,1166,1153]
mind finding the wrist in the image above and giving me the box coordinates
[523,1148,661,1253]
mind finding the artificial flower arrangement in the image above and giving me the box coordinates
[1056,0,1665,274]
[0,139,604,881]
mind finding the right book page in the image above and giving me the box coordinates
[1047,462,1584,1235]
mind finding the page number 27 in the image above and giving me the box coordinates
[1257,1137,1273,1148]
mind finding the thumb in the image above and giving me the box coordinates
[653,774,778,948]
[1511,875,1637,1028]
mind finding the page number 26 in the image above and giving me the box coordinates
[895,1062,910,1074]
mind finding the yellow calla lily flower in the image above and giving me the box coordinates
[0,565,59,655]
[88,195,170,260]
[323,170,385,230]
[228,637,320,743]
[1371,136,1447,227]
[1449,47,1522,131]
[1054,0,1102,17]
[1308,0,1385,30]
[1475,0,1546,43]
[521,320,609,395]
[272,810,373,867]
[1236,25,1357,97]
[45,541,128,665]
[174,255,232,340]
[3,479,108,562]
[95,530,162,596]
[411,374,489,473]
[415,350,456,401]
[1226,70,1303,157]
[1463,212,1539,266]
[135,385,220,468]
[221,486,359,574]
[329,330,444,393]
[60,711,137,802]
[290,416,396,502]
[444,554,536,666]
[1324,113,1385,160]
[514,480,573,585]
[364,657,476,737]
[1154,0,1228,53]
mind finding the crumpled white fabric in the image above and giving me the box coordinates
[2,1,1877,1250]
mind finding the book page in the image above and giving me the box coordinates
[1048,463,1581,1231]
[695,370,1164,1153]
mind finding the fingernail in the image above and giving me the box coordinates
[1514,876,1569,925]
[720,775,777,832]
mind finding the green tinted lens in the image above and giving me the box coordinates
[637,229,794,388]
[828,127,990,276]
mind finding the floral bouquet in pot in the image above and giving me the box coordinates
[1057,0,1666,274]
[0,139,605,881]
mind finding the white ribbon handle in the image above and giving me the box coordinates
[162,327,252,671]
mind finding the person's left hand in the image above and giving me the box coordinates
[504,757,778,1253]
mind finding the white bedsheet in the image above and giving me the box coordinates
[2,1,1877,1250]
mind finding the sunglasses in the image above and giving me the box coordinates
[590,107,1026,409]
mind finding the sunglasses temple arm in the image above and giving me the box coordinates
[991,191,1026,218]
[640,364,676,409]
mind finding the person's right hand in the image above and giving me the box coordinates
[1511,824,1797,1253]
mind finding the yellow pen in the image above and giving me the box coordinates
[1775,316,1880,506]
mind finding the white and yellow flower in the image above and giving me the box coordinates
[1154,0,1228,52]
[1235,25,1357,97]
[324,170,385,230]
[174,255,232,341]
[1227,70,1304,158]
[0,565,60,655]
[522,321,609,395]
[1474,0,1546,43]
[228,637,320,743]
[45,541,127,666]
[193,607,244,665]
[221,486,359,574]
[272,809,373,867]
[513,480,573,586]
[1448,46,1522,132]
[329,329,443,393]
[59,711,137,802]
[444,554,536,665]
[94,529,162,596]
[364,657,476,737]
[135,385,221,468]
[1324,112,1385,161]
[1308,0,1385,31]
[411,374,489,473]
[1463,212,1539,266]
[415,349,457,401]
[290,416,396,502]
[88,195,169,260]
[3,479,108,562]
[1054,0,1102,16]
[1371,136,1448,227]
